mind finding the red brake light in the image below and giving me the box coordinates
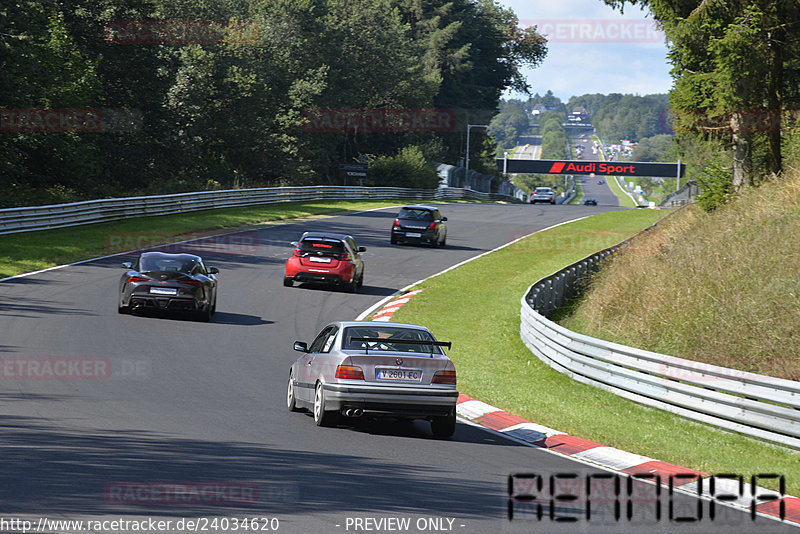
[428,222,436,230]
[432,370,456,385]
[335,365,364,380]
[126,276,149,283]
[293,248,302,257]
[341,253,351,261]
[393,218,400,228]
[184,280,203,287]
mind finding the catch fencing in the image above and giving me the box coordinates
[0,185,519,235]
[520,231,800,450]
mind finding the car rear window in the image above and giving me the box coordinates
[342,326,442,354]
[398,208,433,221]
[298,238,346,255]
[535,188,551,193]
[140,256,196,273]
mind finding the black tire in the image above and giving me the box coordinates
[197,305,212,322]
[210,295,217,316]
[356,271,364,289]
[431,409,456,438]
[390,236,398,245]
[313,383,337,427]
[440,235,446,248]
[344,274,358,293]
[118,301,130,314]
[283,277,293,287]
[287,372,300,412]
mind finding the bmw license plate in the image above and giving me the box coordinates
[309,256,332,263]
[405,232,422,238]
[376,368,423,382]
[149,287,177,295]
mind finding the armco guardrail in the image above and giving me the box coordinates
[520,237,800,450]
[0,186,519,235]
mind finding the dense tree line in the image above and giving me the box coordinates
[567,93,671,143]
[0,0,546,207]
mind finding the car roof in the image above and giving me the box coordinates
[400,205,437,211]
[299,231,353,241]
[139,251,201,261]
[327,321,433,331]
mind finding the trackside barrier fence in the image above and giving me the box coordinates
[0,186,520,235]
[520,229,800,450]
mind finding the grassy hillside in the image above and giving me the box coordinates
[561,168,800,380]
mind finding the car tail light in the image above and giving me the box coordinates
[335,365,364,380]
[393,218,400,228]
[427,222,436,230]
[432,370,456,385]
[126,276,149,283]
[293,248,302,257]
[183,280,203,287]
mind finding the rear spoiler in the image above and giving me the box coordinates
[348,337,452,355]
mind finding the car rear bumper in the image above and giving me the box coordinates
[323,382,458,417]
[127,294,201,312]
[291,272,348,285]
[392,229,437,244]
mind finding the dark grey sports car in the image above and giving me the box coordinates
[118,252,219,321]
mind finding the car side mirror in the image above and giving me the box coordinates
[358,246,366,252]
[208,267,219,274]
[290,241,298,247]
[441,216,448,221]
[121,262,132,269]
[294,341,309,353]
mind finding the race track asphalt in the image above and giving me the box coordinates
[0,202,791,533]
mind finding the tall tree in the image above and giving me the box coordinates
[604,0,800,186]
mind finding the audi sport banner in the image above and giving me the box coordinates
[497,159,685,178]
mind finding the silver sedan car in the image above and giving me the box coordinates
[287,321,459,437]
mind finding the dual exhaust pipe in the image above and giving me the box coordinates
[343,408,364,418]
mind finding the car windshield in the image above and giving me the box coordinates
[139,256,196,273]
[298,238,345,255]
[342,326,442,354]
[398,208,433,221]
[536,188,550,193]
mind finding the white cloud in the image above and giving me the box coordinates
[500,0,672,100]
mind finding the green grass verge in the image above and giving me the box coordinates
[0,199,411,279]
[388,209,800,495]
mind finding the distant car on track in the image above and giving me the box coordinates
[530,187,556,204]
[287,321,458,437]
[391,205,447,247]
[597,179,605,185]
[284,232,365,292]
[583,198,598,206]
[118,252,218,321]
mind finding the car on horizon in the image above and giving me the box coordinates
[284,232,365,292]
[391,205,447,247]
[118,251,218,321]
[583,198,598,206]
[530,187,556,204]
[287,321,458,437]
[597,179,605,185]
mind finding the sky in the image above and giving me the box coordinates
[500,0,672,102]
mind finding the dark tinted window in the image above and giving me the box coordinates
[298,238,345,255]
[309,326,337,353]
[140,256,196,273]
[398,208,433,221]
[342,326,441,354]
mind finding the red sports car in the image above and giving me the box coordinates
[284,232,366,292]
